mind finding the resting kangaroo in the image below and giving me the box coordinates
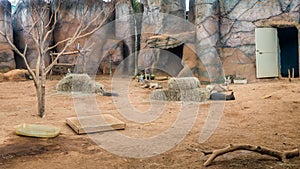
[0,69,32,81]
[206,77,235,101]
[206,77,231,93]
[210,92,235,101]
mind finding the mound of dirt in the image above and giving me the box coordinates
[56,74,104,94]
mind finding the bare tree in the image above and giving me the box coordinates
[0,0,113,117]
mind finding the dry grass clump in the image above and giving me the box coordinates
[56,74,104,94]
[151,77,209,102]
[168,77,200,90]
[150,88,209,102]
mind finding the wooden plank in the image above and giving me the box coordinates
[66,114,126,134]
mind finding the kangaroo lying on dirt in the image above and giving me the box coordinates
[206,77,231,93]
[139,79,162,89]
[206,77,235,101]
[210,91,235,100]
[0,69,32,81]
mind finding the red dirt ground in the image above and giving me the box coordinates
[0,76,299,169]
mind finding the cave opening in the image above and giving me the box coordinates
[155,44,184,76]
[278,27,299,77]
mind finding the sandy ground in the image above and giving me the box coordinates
[0,75,299,169]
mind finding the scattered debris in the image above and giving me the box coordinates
[263,94,272,99]
[233,78,248,84]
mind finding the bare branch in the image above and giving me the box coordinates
[77,9,112,39]
[0,31,37,82]
[48,5,112,51]
[45,23,83,74]
[44,0,61,38]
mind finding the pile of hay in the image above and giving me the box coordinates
[168,77,200,90]
[56,74,104,94]
[150,77,210,102]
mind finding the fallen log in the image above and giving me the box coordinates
[203,144,299,167]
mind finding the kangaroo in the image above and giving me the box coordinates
[210,92,235,100]
[206,77,235,101]
[96,87,119,96]
[1,69,32,81]
[206,77,231,94]
[139,80,162,89]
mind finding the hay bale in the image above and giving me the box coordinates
[150,88,209,102]
[168,77,200,90]
[179,88,209,102]
[56,74,104,93]
[150,89,168,101]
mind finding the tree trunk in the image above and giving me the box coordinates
[37,50,46,118]
[134,16,138,75]
[36,77,46,118]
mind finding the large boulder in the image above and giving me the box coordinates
[139,0,187,73]
[190,0,300,82]
[98,39,124,75]
[193,0,223,82]
[0,0,15,72]
[53,0,114,67]
[13,0,51,69]
[115,0,135,74]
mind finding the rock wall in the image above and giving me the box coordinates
[191,0,300,82]
[139,0,186,73]
[193,0,223,82]
[99,39,123,75]
[13,0,51,69]
[115,0,135,74]
[0,0,15,72]
[53,0,113,62]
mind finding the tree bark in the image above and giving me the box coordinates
[36,81,46,118]
[203,144,299,167]
[134,16,138,76]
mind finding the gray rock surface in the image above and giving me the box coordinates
[0,0,15,72]
[13,0,50,69]
[115,0,135,74]
[139,0,187,73]
[53,0,114,65]
[189,0,300,82]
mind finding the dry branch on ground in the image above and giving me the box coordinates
[203,144,299,167]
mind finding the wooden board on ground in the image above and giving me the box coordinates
[66,114,126,134]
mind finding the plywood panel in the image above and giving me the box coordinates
[66,114,126,134]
